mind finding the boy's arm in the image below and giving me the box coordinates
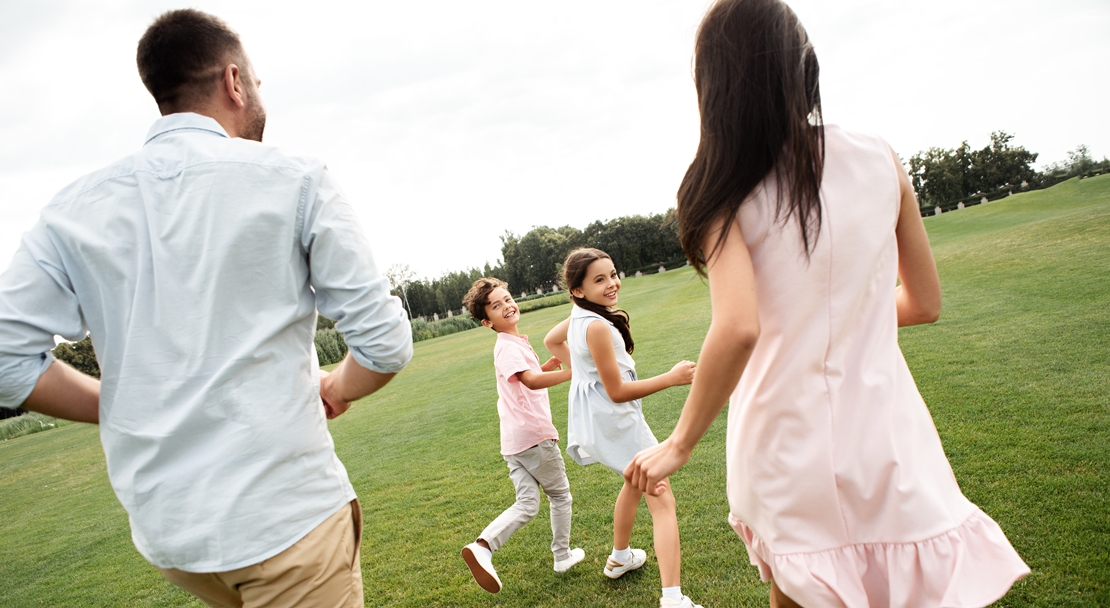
[518,367,572,390]
[539,356,562,372]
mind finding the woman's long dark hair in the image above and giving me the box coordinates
[562,248,634,354]
[678,0,825,273]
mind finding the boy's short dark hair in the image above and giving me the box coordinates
[463,278,508,323]
[136,9,245,113]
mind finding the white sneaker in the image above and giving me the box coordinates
[554,547,586,573]
[603,547,647,579]
[461,542,502,593]
[660,595,704,608]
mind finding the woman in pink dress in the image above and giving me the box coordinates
[624,0,1029,606]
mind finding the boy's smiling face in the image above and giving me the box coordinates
[481,287,519,333]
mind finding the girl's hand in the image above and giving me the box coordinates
[668,360,696,386]
[541,356,563,372]
[624,438,691,496]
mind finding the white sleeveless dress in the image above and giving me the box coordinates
[566,305,658,473]
[726,125,1029,606]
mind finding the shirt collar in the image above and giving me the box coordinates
[497,331,530,344]
[145,112,230,145]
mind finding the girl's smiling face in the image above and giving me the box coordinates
[572,258,620,307]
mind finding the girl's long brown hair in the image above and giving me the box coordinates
[562,248,634,354]
[678,0,825,273]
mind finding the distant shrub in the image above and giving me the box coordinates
[314,328,348,366]
[52,335,100,378]
[0,407,27,421]
[625,258,690,277]
[0,412,72,441]
[518,292,569,313]
[411,315,481,343]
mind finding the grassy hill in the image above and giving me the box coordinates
[0,175,1107,606]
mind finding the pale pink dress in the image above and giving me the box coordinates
[727,125,1029,607]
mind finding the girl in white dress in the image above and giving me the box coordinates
[544,247,699,608]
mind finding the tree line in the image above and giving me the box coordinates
[393,134,1106,321]
[908,132,1106,210]
[388,209,684,320]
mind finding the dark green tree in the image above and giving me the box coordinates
[314,328,347,366]
[971,131,1038,192]
[909,132,1038,208]
[909,143,973,209]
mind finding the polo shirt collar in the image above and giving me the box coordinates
[145,112,230,145]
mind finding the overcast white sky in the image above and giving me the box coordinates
[2,0,1107,279]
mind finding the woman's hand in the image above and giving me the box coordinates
[624,438,691,496]
[668,360,696,386]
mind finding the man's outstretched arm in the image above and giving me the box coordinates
[303,168,413,419]
[22,359,100,423]
[0,237,94,423]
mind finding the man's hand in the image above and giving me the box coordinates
[318,369,350,419]
[623,438,692,496]
[317,357,396,419]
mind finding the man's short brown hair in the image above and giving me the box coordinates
[462,278,508,323]
[136,9,245,113]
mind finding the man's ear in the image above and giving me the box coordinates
[222,63,247,109]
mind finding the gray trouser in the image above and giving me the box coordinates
[478,439,573,561]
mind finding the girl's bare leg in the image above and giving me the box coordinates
[770,580,803,608]
[613,480,642,551]
[644,481,680,588]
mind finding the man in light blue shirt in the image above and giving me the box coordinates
[0,9,411,606]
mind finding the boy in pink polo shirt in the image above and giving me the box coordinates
[459,278,585,594]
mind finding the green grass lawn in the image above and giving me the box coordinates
[1,176,1107,606]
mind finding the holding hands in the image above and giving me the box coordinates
[541,356,566,372]
[624,359,695,496]
[624,438,691,497]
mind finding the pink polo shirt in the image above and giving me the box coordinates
[493,332,560,456]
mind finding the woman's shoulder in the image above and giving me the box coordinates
[824,124,893,156]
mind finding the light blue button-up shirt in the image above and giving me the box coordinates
[0,113,412,571]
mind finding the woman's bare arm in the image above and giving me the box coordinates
[625,216,759,494]
[892,150,942,326]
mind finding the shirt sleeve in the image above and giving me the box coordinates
[300,167,413,374]
[494,340,532,383]
[0,233,85,409]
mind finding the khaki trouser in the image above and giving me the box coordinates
[157,500,364,608]
[479,439,574,560]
